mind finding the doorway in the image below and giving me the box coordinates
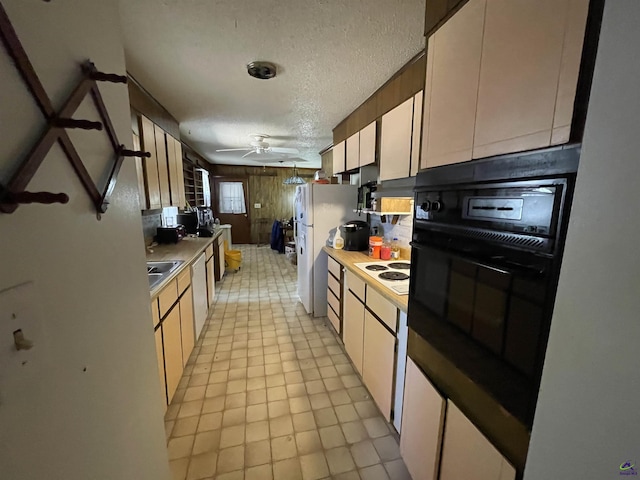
[213,177,251,244]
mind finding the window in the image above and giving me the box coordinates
[218,181,246,214]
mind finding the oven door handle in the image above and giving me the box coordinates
[410,242,546,277]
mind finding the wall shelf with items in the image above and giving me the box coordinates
[353,209,412,225]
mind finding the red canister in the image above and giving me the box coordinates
[381,242,392,260]
[369,236,383,259]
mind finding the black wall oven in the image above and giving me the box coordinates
[407,147,579,467]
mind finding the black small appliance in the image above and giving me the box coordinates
[156,225,186,244]
[177,212,198,234]
[340,220,370,251]
[357,181,377,212]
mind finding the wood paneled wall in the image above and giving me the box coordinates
[333,51,426,144]
[210,165,316,243]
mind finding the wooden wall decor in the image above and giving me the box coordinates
[0,2,150,219]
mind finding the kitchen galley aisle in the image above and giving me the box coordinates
[165,245,410,480]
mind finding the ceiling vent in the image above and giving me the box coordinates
[247,61,277,80]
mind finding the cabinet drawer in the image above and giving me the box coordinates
[205,244,214,260]
[328,272,341,299]
[367,288,398,332]
[151,299,160,328]
[328,256,342,279]
[327,303,340,334]
[177,267,191,295]
[327,288,341,317]
[346,269,366,302]
[158,278,178,318]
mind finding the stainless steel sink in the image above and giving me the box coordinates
[147,260,184,290]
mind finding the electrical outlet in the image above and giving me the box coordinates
[254,203,261,208]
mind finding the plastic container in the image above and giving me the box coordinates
[381,240,392,260]
[225,249,242,271]
[368,236,383,259]
[333,228,344,249]
[391,237,401,259]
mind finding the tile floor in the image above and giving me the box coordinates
[164,245,411,480]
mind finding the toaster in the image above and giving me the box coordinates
[156,225,186,244]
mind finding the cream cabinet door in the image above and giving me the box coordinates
[173,139,186,208]
[362,311,395,421]
[343,290,365,375]
[424,0,486,168]
[163,306,183,403]
[400,358,445,480]
[333,141,346,175]
[154,326,166,409]
[132,133,148,209]
[139,115,161,209]
[359,121,376,167]
[166,135,182,208]
[439,401,516,480]
[180,286,195,367]
[154,124,171,207]
[410,90,423,176]
[380,97,413,181]
[346,131,360,171]
[206,257,215,309]
[473,0,575,159]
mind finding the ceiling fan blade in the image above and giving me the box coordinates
[270,147,300,154]
[215,148,252,152]
[241,151,256,158]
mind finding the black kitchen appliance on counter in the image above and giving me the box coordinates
[357,181,377,212]
[156,225,186,244]
[407,145,580,472]
[177,212,198,234]
[340,220,370,251]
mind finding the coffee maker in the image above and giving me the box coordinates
[357,181,377,212]
[197,207,215,237]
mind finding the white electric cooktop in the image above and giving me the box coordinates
[353,260,411,295]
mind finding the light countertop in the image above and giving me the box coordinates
[322,246,409,312]
[147,230,222,297]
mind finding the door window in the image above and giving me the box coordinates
[218,182,246,214]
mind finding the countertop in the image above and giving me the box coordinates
[322,246,409,312]
[147,230,223,297]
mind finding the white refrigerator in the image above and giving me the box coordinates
[295,183,357,317]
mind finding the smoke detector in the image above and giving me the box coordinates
[247,61,277,80]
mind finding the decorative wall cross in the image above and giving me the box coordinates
[0,2,150,219]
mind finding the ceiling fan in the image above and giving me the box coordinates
[216,134,299,158]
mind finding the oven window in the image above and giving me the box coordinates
[411,244,547,376]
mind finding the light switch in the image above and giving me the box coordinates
[254,203,261,208]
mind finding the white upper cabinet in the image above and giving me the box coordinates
[422,0,486,168]
[333,140,346,175]
[346,131,360,171]
[379,96,415,181]
[359,121,377,167]
[473,0,589,159]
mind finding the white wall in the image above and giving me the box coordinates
[525,1,640,478]
[0,1,170,479]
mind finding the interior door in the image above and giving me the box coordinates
[213,177,251,244]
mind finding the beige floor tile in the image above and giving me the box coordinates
[205,383,226,398]
[192,430,221,455]
[273,457,303,480]
[334,470,361,480]
[247,376,266,391]
[215,470,244,480]
[326,446,356,475]
[383,459,411,479]
[246,463,273,480]
[314,407,338,427]
[354,400,379,419]
[247,388,267,405]
[347,387,370,403]
[342,421,369,445]
[289,395,311,414]
[208,371,228,384]
[167,435,195,460]
[363,417,389,439]
[216,445,244,474]
[351,441,380,468]
[309,393,331,410]
[270,415,294,437]
[225,392,247,409]
[295,430,322,455]
[286,383,307,398]
[220,424,245,449]
[186,451,217,480]
[305,380,326,395]
[292,411,316,433]
[359,463,390,480]
[222,407,246,427]
[201,396,225,414]
[246,420,270,443]
[268,399,290,418]
[330,389,352,407]
[319,425,346,449]
[335,404,359,424]
[178,400,203,419]
[169,458,189,480]
[271,434,298,461]
[299,452,329,480]
[246,403,268,423]
[267,385,288,402]
[372,436,400,462]
[172,416,199,437]
[246,438,271,467]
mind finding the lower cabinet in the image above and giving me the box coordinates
[205,244,215,309]
[154,327,166,411]
[343,290,365,375]
[163,306,183,403]
[363,310,395,422]
[400,358,446,480]
[439,401,516,480]
[213,235,226,281]
[179,285,195,367]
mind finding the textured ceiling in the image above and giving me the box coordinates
[118,0,426,168]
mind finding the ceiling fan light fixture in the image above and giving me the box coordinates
[247,61,277,80]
